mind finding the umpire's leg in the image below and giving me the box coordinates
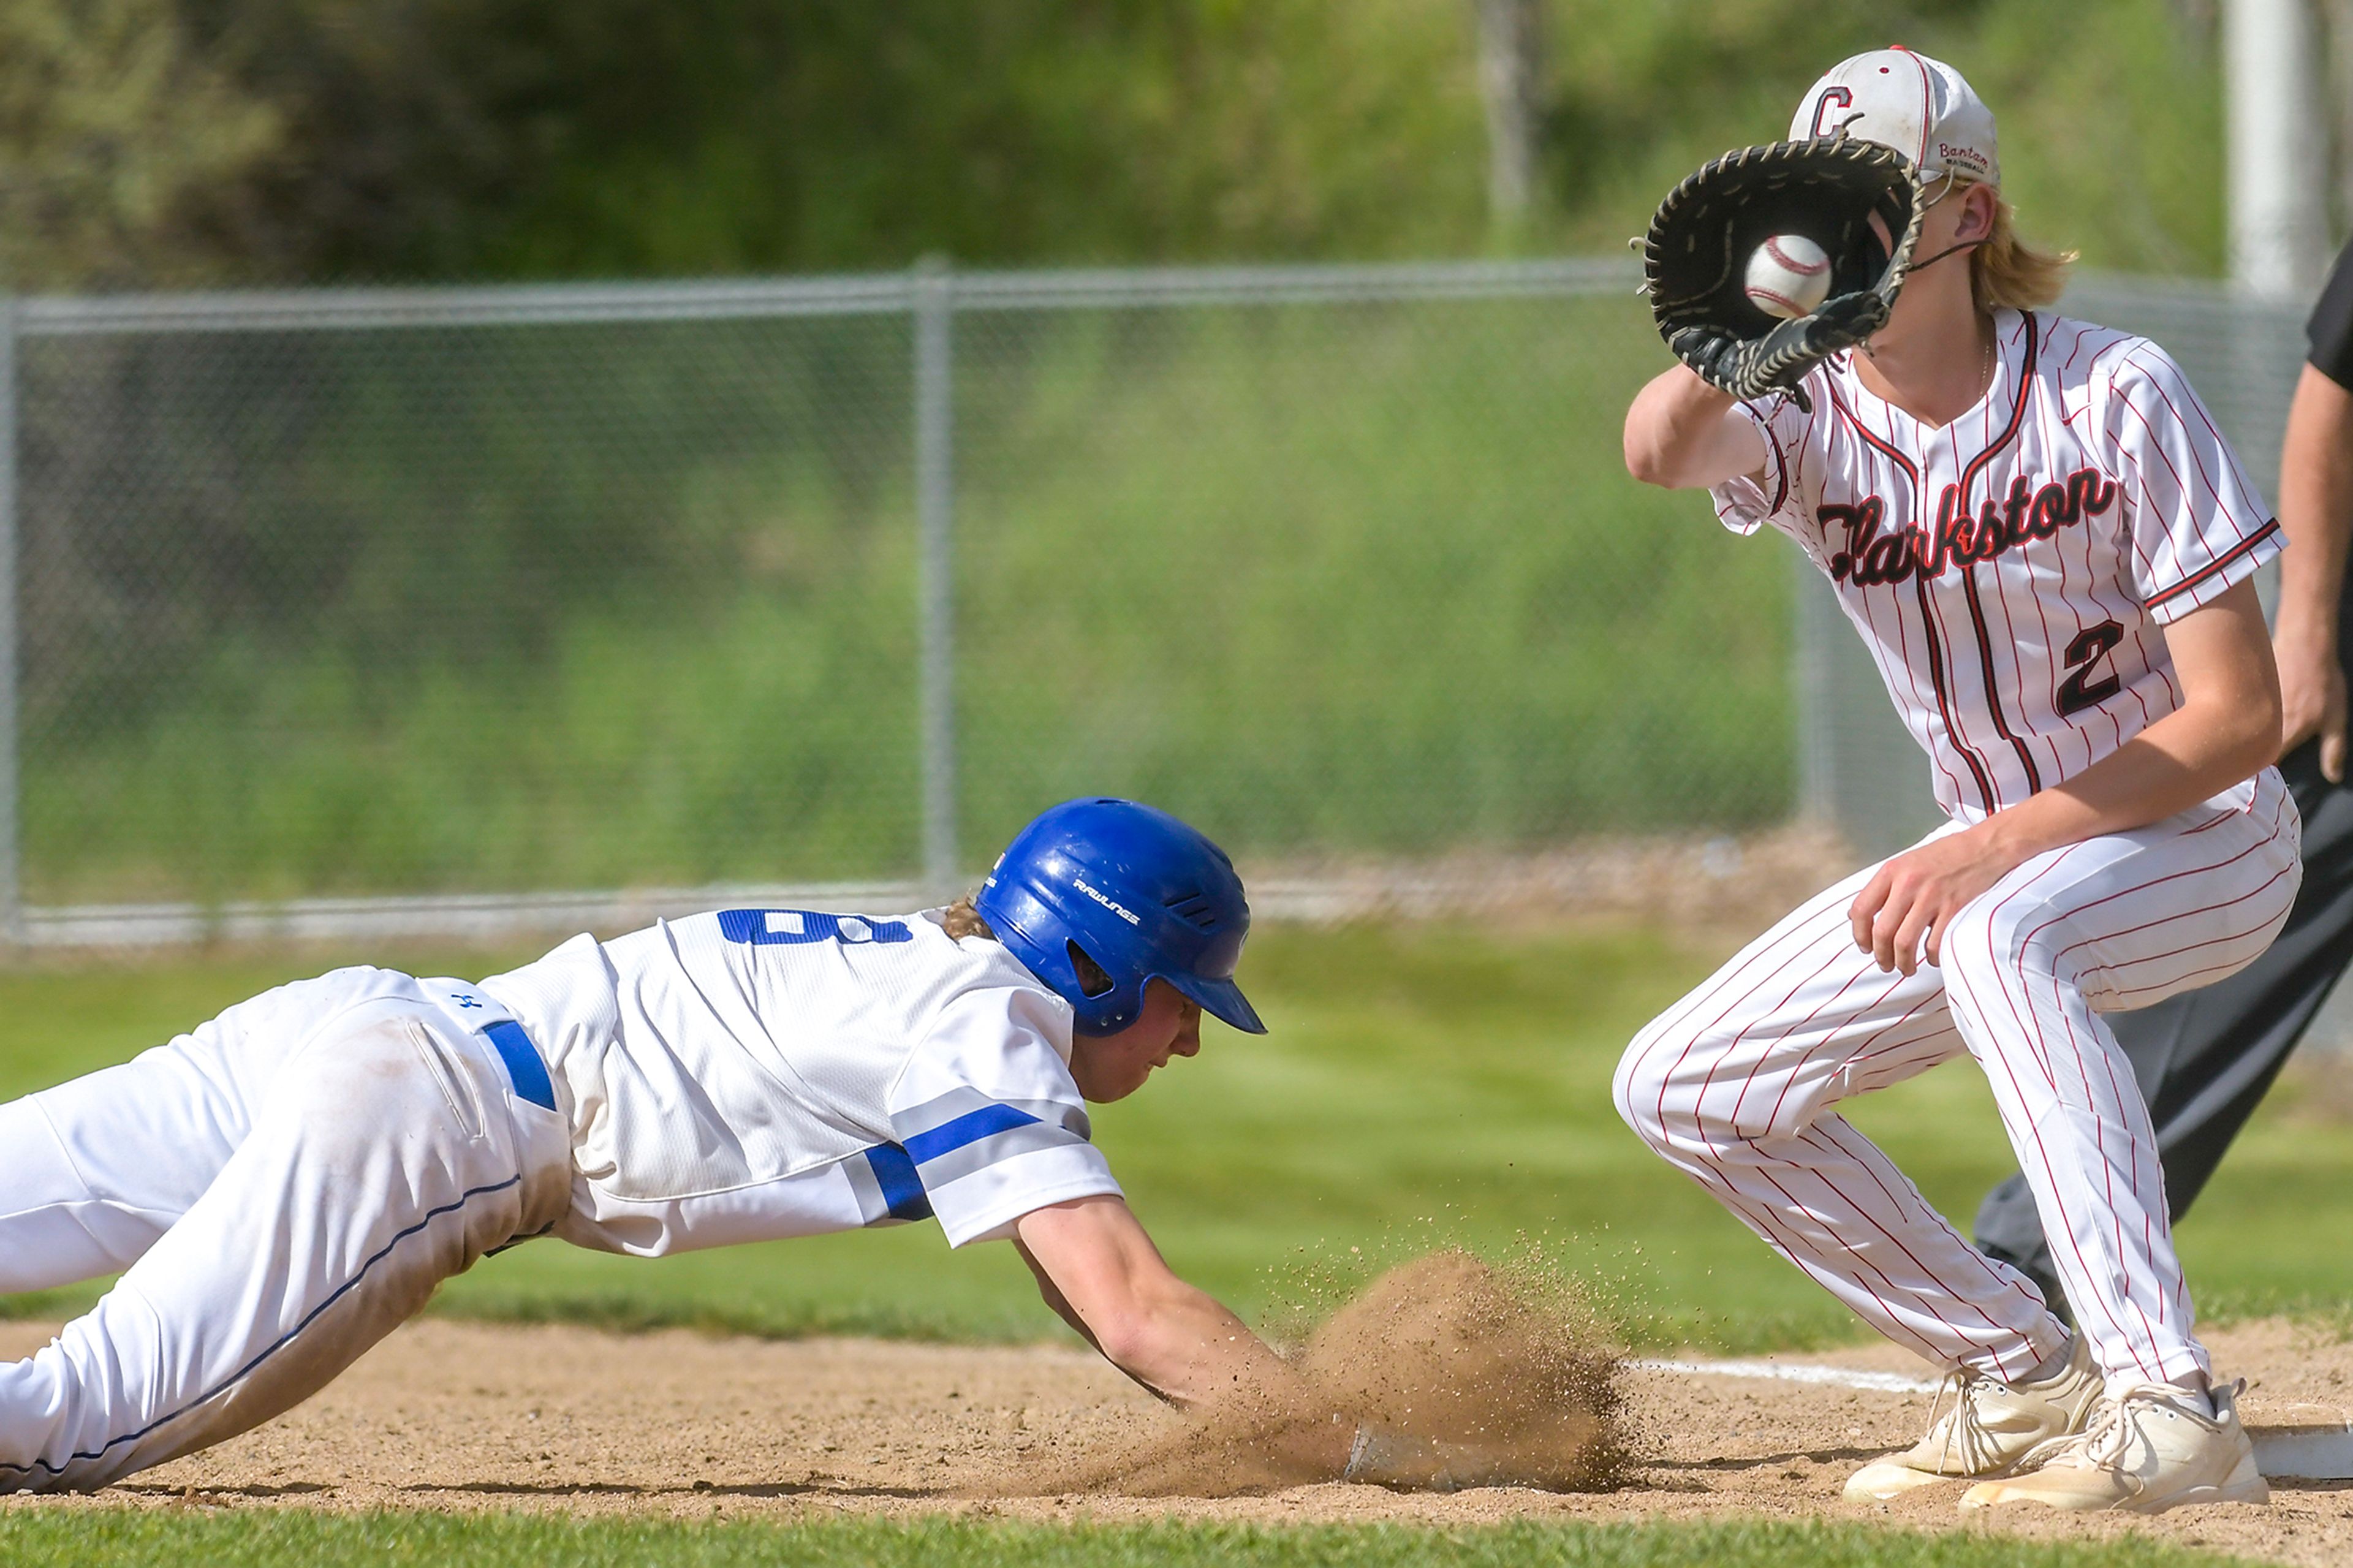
[1973,741,2353,1316]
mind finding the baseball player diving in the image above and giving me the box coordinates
[1616,49,2295,1513]
[0,798,1431,1493]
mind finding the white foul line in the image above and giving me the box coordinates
[1631,1357,1938,1395]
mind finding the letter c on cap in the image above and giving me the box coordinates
[1810,86,1854,138]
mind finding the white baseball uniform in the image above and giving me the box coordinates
[1616,309,2301,1391]
[0,907,1120,1491]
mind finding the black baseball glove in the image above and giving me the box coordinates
[1642,138,1925,411]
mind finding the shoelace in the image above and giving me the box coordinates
[2017,1383,2221,1482]
[1920,1369,2006,1475]
[2043,1393,2142,1472]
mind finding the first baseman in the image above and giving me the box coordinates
[1975,225,2353,1317]
[1618,50,2294,1512]
[0,798,1423,1492]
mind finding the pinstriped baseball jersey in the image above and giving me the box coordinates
[1713,308,2281,823]
[477,907,1120,1255]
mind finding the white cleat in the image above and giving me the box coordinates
[1844,1335,2101,1502]
[1958,1380,2268,1514]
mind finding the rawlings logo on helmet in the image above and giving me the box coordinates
[1072,876,1142,926]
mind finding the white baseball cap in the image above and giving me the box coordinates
[1790,47,1999,186]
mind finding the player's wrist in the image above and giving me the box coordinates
[1969,808,2053,873]
[2273,608,2341,670]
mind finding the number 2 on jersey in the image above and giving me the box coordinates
[2056,620,2125,718]
[718,909,915,946]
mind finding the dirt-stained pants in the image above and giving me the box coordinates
[0,968,571,1491]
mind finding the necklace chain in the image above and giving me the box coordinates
[1857,314,1999,419]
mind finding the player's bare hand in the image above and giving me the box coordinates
[2275,624,2347,782]
[1846,828,2025,975]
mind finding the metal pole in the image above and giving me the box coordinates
[2226,0,2329,301]
[914,257,959,892]
[0,298,20,944]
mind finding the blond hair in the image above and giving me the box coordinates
[942,895,1113,994]
[1964,184,2076,312]
[942,896,996,941]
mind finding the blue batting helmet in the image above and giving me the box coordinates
[976,798,1266,1037]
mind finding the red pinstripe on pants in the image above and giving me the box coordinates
[1613,768,2298,1388]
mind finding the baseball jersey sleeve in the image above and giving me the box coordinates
[2101,342,2281,624]
[887,986,1122,1248]
[1707,387,1820,538]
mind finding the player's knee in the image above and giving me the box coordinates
[0,1343,103,1492]
[1934,900,2078,1057]
[1934,896,2012,988]
[1613,1023,1684,1149]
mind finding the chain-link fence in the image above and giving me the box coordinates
[0,261,2313,939]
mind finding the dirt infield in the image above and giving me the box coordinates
[6,1314,2353,1563]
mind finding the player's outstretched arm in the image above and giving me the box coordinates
[1014,1194,1319,1411]
[1623,365,1769,491]
[1012,1195,1487,1488]
[2275,362,2353,781]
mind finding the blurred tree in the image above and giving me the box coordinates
[0,0,278,288]
[183,0,1493,282]
[0,0,2240,287]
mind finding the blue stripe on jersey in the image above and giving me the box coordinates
[863,1143,933,1222]
[482,1020,556,1113]
[903,1102,1041,1165]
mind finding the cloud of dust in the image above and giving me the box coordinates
[984,1249,1626,1498]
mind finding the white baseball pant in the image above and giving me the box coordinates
[0,968,572,1491]
[1615,768,2299,1390]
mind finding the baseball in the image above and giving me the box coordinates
[1745,233,1832,320]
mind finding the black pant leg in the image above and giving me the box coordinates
[1972,744,2353,1317]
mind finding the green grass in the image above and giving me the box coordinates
[0,1513,2271,1568]
[6,922,2351,1355]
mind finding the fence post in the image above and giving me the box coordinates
[914,258,959,893]
[0,297,19,945]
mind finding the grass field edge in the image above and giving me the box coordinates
[0,1507,2276,1568]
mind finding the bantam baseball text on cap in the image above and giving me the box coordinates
[1790,47,1999,186]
